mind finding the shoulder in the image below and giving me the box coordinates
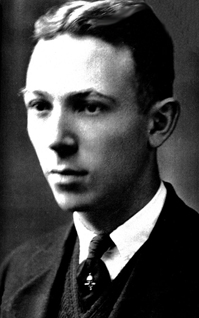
[1,223,69,268]
[148,182,199,263]
[164,182,199,227]
[0,222,74,302]
[156,182,199,257]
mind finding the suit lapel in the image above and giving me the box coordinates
[9,223,76,318]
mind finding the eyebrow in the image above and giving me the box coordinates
[68,90,117,105]
[19,88,51,100]
[20,88,117,105]
[18,87,28,97]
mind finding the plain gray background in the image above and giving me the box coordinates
[1,0,199,263]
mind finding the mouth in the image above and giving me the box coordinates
[48,168,88,185]
[51,168,88,176]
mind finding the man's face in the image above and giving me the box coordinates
[25,34,152,214]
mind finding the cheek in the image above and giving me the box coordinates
[28,120,42,153]
[28,116,52,150]
[27,120,53,170]
[82,118,148,169]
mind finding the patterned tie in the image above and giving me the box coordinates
[77,234,112,308]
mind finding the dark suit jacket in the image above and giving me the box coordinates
[1,183,199,317]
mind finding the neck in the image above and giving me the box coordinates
[75,168,161,234]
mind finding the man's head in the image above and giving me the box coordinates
[34,0,175,113]
[23,0,179,228]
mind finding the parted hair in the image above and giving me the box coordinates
[34,0,175,113]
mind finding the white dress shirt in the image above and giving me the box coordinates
[73,182,167,280]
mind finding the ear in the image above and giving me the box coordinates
[147,98,180,148]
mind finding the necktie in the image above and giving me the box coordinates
[77,234,112,308]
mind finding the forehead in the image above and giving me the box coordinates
[26,33,135,96]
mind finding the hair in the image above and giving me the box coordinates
[33,0,175,113]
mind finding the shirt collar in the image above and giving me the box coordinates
[74,182,167,263]
[110,182,166,262]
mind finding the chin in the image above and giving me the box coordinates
[51,184,114,213]
[53,191,95,213]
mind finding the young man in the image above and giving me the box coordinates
[1,1,199,317]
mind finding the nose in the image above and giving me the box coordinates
[49,107,78,158]
[50,136,78,158]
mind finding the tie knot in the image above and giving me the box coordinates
[88,234,112,260]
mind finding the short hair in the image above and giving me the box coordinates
[34,0,175,113]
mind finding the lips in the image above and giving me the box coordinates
[48,168,88,185]
[50,168,88,176]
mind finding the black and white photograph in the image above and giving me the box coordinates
[0,0,199,317]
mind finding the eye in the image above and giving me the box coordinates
[85,103,101,114]
[27,99,51,112]
[77,101,105,115]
